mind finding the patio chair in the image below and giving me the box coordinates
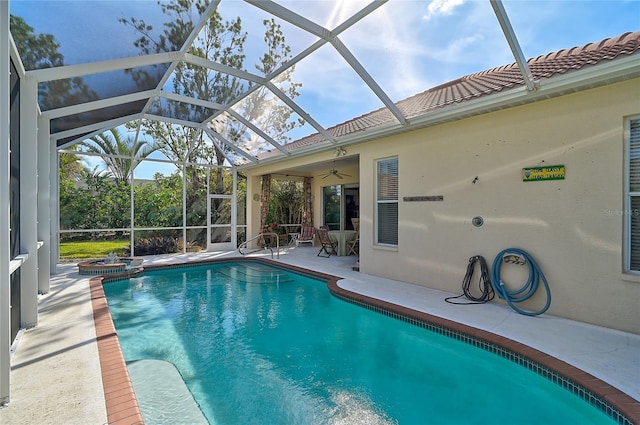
[296,224,315,247]
[347,223,360,256]
[316,227,338,257]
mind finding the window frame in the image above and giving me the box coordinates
[375,156,399,247]
[625,116,640,273]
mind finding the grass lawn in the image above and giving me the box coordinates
[59,239,130,260]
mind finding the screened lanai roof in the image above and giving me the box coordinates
[9,0,640,169]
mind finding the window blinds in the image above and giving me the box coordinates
[376,158,398,245]
[629,119,640,271]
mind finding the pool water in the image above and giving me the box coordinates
[103,262,613,424]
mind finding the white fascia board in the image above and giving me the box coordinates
[238,54,640,171]
[27,51,182,83]
[354,56,640,138]
[535,54,640,92]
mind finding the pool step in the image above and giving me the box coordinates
[127,359,208,425]
[217,264,295,284]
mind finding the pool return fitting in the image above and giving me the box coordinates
[446,248,551,316]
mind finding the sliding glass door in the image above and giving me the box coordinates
[322,184,359,230]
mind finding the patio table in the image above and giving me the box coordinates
[328,230,357,256]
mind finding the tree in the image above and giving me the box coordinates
[59,149,87,183]
[269,180,303,226]
[133,172,183,228]
[10,15,98,110]
[121,0,304,240]
[80,128,157,182]
[120,1,303,164]
[59,169,131,236]
[226,18,304,144]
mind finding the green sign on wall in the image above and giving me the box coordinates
[522,165,565,182]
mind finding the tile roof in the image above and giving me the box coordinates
[279,31,640,154]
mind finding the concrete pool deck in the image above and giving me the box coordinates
[0,246,638,424]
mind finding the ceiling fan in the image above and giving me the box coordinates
[318,161,351,179]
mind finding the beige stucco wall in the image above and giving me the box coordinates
[247,78,640,333]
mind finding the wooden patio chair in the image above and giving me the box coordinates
[347,222,360,256]
[296,224,315,247]
[316,227,338,257]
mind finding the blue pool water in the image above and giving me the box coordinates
[103,262,613,424]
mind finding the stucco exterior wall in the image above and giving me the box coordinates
[358,78,639,333]
[247,78,640,333]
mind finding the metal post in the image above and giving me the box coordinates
[49,132,58,274]
[37,114,51,293]
[19,74,39,328]
[1,0,12,405]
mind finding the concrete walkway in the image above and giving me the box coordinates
[0,267,108,425]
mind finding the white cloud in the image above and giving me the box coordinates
[423,0,466,21]
[230,0,639,131]
[324,0,372,30]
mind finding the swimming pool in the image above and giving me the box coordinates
[103,260,617,424]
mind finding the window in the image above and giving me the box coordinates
[627,118,640,272]
[323,185,341,230]
[376,157,398,245]
[322,184,360,230]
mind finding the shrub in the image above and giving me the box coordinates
[126,236,178,256]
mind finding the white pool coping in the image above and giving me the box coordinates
[0,246,637,425]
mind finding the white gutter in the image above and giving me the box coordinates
[242,52,640,170]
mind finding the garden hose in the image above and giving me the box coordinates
[490,248,551,316]
[445,255,494,305]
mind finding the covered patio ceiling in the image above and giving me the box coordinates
[9,0,640,170]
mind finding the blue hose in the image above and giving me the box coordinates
[490,248,551,316]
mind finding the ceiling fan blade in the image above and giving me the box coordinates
[336,174,343,179]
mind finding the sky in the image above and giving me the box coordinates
[10,0,640,176]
